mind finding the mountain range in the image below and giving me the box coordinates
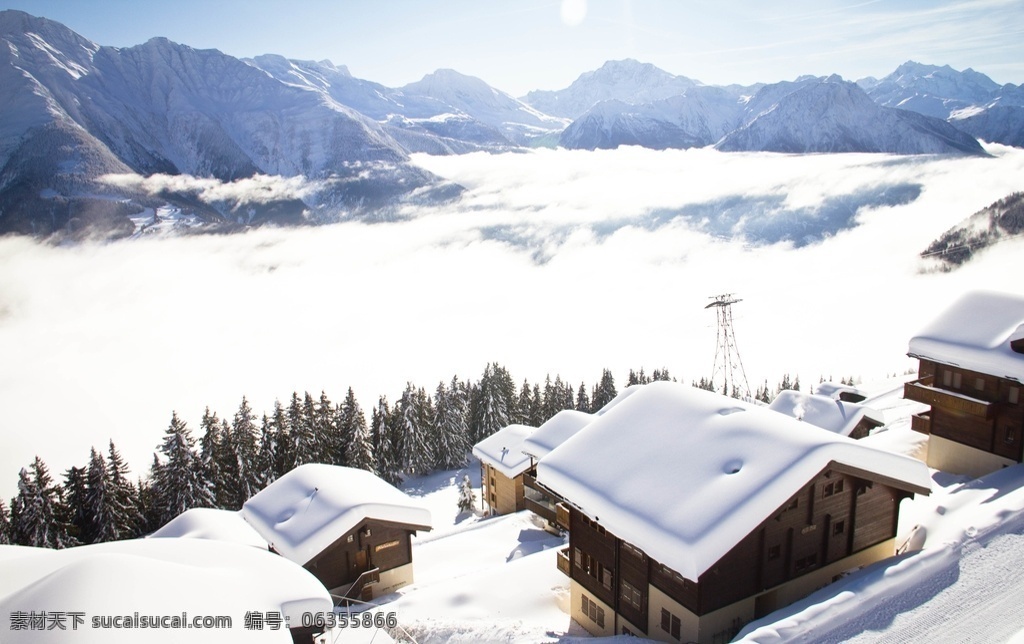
[0,10,1020,240]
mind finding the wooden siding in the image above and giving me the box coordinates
[482,464,525,515]
[569,508,617,608]
[303,519,417,591]
[911,359,1024,466]
[697,465,906,615]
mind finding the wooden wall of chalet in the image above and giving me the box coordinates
[917,360,1024,462]
[483,464,525,515]
[697,466,910,615]
[303,519,416,590]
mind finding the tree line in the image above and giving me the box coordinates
[0,363,812,548]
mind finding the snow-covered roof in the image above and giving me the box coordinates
[472,423,536,479]
[537,381,931,581]
[521,410,594,460]
[149,506,268,548]
[769,389,884,437]
[241,464,432,566]
[908,290,1024,382]
[813,382,868,402]
[0,538,331,643]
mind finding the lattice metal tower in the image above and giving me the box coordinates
[706,294,752,399]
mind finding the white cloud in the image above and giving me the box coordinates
[100,172,324,206]
[2,146,1023,498]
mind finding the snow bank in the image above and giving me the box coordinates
[149,506,267,548]
[0,538,332,643]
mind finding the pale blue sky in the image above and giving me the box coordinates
[3,0,1023,96]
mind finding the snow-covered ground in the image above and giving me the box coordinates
[334,376,1024,643]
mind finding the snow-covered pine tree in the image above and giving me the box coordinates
[83,448,112,544]
[229,396,261,505]
[372,396,402,486]
[198,407,222,503]
[576,382,591,413]
[213,419,235,508]
[255,414,277,490]
[529,383,545,427]
[651,368,672,382]
[153,412,214,525]
[0,498,11,544]
[471,363,512,442]
[432,378,471,470]
[591,368,618,411]
[457,474,476,513]
[398,382,434,476]
[344,391,376,474]
[289,392,317,467]
[336,388,362,466]
[63,464,90,545]
[11,457,76,548]
[269,399,292,478]
[107,441,142,540]
[517,379,534,425]
[315,391,341,465]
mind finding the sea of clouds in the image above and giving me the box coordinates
[1,145,1023,497]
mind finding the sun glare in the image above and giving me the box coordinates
[560,0,588,27]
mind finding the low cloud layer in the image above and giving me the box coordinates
[101,172,324,205]
[2,145,1023,497]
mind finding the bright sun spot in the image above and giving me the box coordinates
[560,0,587,27]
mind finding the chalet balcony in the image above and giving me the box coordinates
[911,412,931,434]
[904,378,994,420]
[556,502,571,531]
[557,547,571,576]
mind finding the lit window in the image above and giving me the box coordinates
[1010,387,1020,405]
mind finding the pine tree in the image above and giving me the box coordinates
[269,399,292,478]
[255,414,277,490]
[11,457,76,548]
[337,389,363,466]
[372,396,402,486]
[575,382,591,413]
[591,368,618,411]
[198,407,222,503]
[433,378,471,470]
[290,392,316,467]
[471,363,512,442]
[83,449,112,543]
[0,498,11,545]
[153,412,214,525]
[517,380,534,425]
[398,382,434,476]
[107,441,142,540]
[63,464,90,545]
[230,396,261,505]
[457,474,476,514]
[346,396,376,475]
[315,391,341,465]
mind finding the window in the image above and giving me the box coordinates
[975,377,985,391]
[786,496,799,511]
[824,480,845,497]
[1010,387,1020,405]
[582,594,605,629]
[600,566,613,591]
[767,545,781,560]
[621,580,642,610]
[953,372,962,388]
[833,520,845,536]
[660,608,681,640]
[942,370,952,387]
[574,547,582,568]
[621,542,645,561]
[794,554,818,573]
[1006,427,1016,445]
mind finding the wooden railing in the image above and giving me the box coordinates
[557,547,571,576]
[338,567,380,605]
[910,412,931,434]
[904,379,993,419]
[556,502,571,531]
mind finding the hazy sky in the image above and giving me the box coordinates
[3,0,1023,95]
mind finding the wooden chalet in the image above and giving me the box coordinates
[472,423,536,516]
[240,464,432,604]
[904,291,1024,477]
[769,388,885,439]
[537,382,931,643]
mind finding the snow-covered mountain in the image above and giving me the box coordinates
[920,192,1024,270]
[245,56,560,152]
[523,58,702,120]
[558,86,746,150]
[716,76,986,155]
[0,10,458,238]
[858,60,1024,147]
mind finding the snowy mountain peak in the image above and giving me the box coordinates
[522,58,700,119]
